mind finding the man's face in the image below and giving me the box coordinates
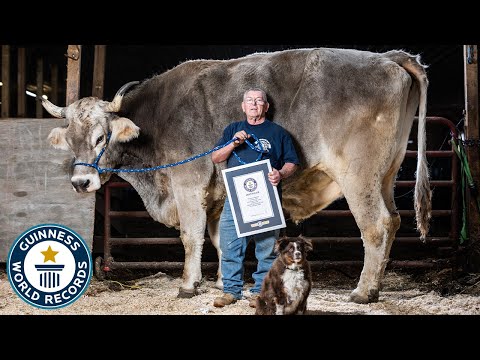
[242,91,268,117]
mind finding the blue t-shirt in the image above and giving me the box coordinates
[216,119,299,196]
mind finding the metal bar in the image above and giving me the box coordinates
[111,237,183,245]
[107,236,452,246]
[103,182,112,269]
[315,210,451,216]
[108,209,452,218]
[405,150,454,157]
[396,180,453,187]
[109,211,151,218]
[108,259,449,271]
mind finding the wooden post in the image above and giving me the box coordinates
[51,63,59,105]
[1,45,10,118]
[36,57,43,118]
[92,45,106,98]
[66,45,82,106]
[463,45,480,271]
[17,47,26,117]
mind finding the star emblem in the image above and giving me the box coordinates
[41,245,59,263]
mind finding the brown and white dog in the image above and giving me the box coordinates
[255,236,313,315]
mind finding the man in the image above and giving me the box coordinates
[211,87,299,308]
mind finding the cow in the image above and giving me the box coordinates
[40,47,431,304]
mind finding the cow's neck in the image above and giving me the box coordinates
[106,138,180,229]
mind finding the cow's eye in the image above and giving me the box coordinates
[95,135,105,146]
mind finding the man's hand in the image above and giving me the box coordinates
[233,131,249,147]
[268,168,282,186]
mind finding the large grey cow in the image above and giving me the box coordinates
[41,47,431,304]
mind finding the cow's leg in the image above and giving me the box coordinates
[377,161,403,289]
[207,218,223,290]
[343,179,399,304]
[174,193,208,298]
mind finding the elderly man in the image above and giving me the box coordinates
[211,87,299,308]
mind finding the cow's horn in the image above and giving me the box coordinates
[106,81,140,112]
[40,98,66,118]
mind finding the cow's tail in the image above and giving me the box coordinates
[387,51,432,240]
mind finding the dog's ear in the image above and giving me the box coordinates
[298,235,313,252]
[304,238,313,253]
[274,236,290,254]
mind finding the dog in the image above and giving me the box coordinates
[255,236,313,315]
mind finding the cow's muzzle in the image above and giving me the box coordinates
[71,173,101,192]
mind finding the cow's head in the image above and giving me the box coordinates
[41,81,140,193]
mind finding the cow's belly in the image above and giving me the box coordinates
[282,166,343,223]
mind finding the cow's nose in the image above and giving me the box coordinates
[72,179,90,192]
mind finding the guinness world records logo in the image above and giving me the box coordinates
[243,178,258,192]
[7,224,92,310]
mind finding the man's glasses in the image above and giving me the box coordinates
[244,98,266,105]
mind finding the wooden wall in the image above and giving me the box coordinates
[0,118,95,262]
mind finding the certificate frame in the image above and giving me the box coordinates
[221,159,286,237]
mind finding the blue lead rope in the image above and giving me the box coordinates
[74,132,265,174]
[232,133,265,164]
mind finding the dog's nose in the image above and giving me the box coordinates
[294,251,302,259]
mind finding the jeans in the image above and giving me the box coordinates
[219,198,279,299]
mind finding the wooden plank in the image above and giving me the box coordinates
[36,57,43,118]
[66,45,81,105]
[51,63,58,105]
[463,45,480,270]
[92,45,106,98]
[17,47,26,117]
[0,118,96,262]
[1,45,10,118]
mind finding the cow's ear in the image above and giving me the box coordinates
[110,117,140,143]
[48,127,69,150]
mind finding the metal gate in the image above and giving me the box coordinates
[93,116,460,279]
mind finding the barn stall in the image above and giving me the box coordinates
[0,45,479,312]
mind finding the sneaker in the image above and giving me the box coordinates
[249,294,259,308]
[213,293,237,308]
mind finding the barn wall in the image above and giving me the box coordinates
[0,118,95,262]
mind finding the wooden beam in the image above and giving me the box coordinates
[92,45,106,98]
[463,45,480,271]
[36,57,43,118]
[1,45,10,118]
[17,47,26,117]
[66,45,82,105]
[51,63,58,105]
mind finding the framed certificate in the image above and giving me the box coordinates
[222,159,286,237]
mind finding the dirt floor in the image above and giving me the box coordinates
[1,265,480,315]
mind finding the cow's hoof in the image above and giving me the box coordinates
[177,288,197,298]
[349,290,369,304]
[349,288,379,304]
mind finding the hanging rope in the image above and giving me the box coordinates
[451,136,480,244]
